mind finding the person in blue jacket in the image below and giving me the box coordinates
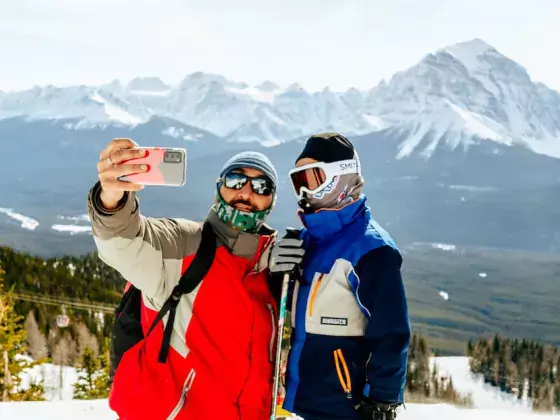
[270,132,411,420]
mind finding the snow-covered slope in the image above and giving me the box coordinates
[433,357,532,412]
[2,357,556,419]
[1,39,559,155]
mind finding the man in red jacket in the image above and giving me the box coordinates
[88,138,280,420]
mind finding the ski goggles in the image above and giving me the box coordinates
[288,159,360,198]
[221,171,274,196]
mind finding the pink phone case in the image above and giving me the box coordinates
[118,147,187,186]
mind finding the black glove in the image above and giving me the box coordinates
[269,228,304,275]
[358,399,401,420]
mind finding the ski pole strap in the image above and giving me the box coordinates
[144,221,216,363]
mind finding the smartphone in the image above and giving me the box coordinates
[118,147,187,186]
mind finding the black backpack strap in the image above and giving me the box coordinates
[145,220,217,363]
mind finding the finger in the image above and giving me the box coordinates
[276,251,306,261]
[103,178,146,192]
[274,255,304,265]
[280,239,303,246]
[97,148,146,173]
[276,245,305,255]
[102,163,148,179]
[99,138,138,160]
[110,147,147,165]
[271,263,296,272]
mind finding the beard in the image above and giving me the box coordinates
[229,198,258,212]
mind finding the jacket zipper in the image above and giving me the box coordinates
[166,368,196,420]
[308,274,324,317]
[334,349,358,408]
[267,303,277,363]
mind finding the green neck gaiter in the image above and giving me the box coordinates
[213,193,271,233]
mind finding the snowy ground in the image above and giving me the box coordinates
[1,399,556,420]
[1,357,558,419]
[18,362,79,401]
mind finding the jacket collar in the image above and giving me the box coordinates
[207,209,275,264]
[299,195,368,242]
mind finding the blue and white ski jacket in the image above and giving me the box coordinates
[282,195,411,420]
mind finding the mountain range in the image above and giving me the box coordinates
[2,38,560,156]
[0,38,559,257]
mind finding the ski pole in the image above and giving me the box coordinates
[270,271,290,420]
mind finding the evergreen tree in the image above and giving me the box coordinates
[469,334,560,412]
[492,334,501,355]
[467,339,474,356]
[0,266,44,401]
[73,346,110,399]
[432,363,439,397]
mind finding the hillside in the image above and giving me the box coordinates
[1,242,559,357]
[402,244,560,354]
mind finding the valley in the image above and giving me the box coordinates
[0,37,559,360]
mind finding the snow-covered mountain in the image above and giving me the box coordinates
[0,85,153,125]
[370,39,560,159]
[3,37,560,256]
[2,38,558,156]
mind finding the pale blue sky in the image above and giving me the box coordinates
[1,0,559,92]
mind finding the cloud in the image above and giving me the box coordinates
[0,0,559,92]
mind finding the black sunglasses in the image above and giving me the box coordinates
[222,172,274,196]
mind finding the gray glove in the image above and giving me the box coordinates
[269,228,305,274]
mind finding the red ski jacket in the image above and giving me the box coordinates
[88,185,279,420]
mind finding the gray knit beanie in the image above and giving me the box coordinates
[219,151,277,189]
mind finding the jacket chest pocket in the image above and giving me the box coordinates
[305,260,367,337]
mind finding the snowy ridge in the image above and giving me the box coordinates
[0,85,152,125]
[0,39,559,157]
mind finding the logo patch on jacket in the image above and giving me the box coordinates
[320,316,348,326]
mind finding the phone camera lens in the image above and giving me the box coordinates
[164,151,182,163]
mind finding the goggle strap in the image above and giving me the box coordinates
[289,159,359,178]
